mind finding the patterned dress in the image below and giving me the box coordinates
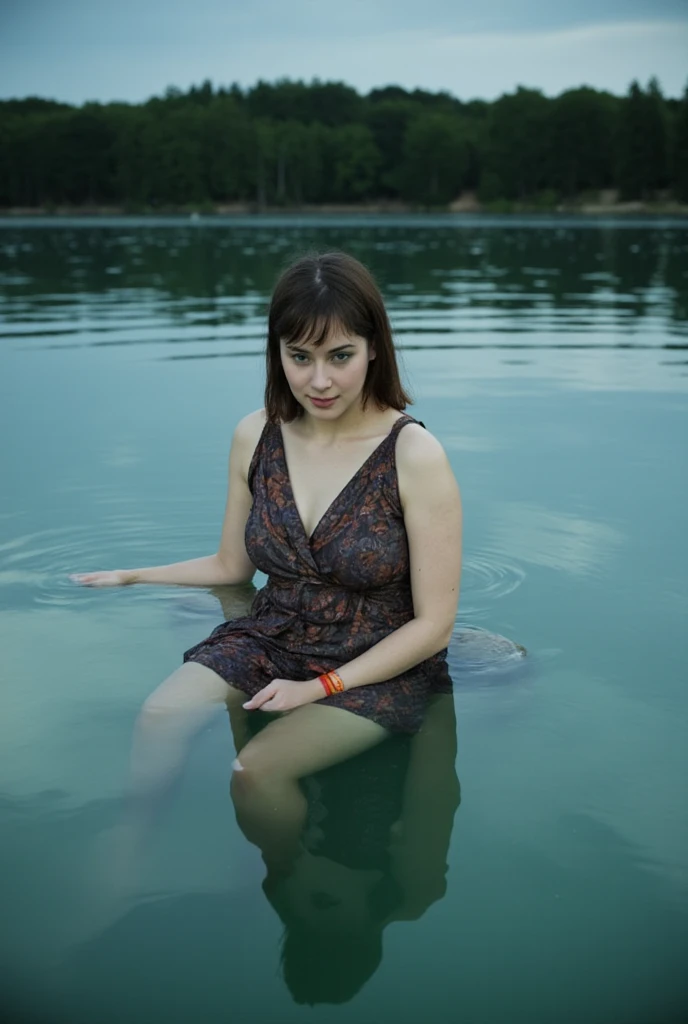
[183,413,452,733]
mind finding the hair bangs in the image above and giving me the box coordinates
[280,313,342,350]
[275,294,366,351]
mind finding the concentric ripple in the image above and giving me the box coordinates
[459,549,527,620]
[1,522,528,625]
[0,516,217,610]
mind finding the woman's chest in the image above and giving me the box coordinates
[248,469,410,587]
[284,443,387,541]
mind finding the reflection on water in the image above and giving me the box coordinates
[0,692,460,1016]
[257,693,459,1005]
[1,220,687,363]
[488,501,625,578]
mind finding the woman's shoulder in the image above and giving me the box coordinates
[396,417,448,469]
[395,418,458,508]
[235,407,270,448]
[231,409,269,476]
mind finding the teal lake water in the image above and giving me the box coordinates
[1,216,687,1023]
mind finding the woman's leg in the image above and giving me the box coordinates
[230,704,389,868]
[128,661,245,810]
[109,662,248,873]
[70,663,245,950]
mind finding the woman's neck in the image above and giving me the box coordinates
[296,402,392,444]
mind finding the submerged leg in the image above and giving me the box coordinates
[68,662,245,953]
[230,704,389,869]
[127,661,245,813]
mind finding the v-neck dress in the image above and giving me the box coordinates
[183,414,452,734]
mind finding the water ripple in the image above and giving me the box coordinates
[459,550,527,619]
[0,522,215,609]
[0,524,528,620]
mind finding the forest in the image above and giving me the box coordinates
[1,77,687,210]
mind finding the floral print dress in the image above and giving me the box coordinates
[183,414,451,733]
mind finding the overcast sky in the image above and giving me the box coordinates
[1,0,686,104]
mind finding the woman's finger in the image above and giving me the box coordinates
[70,573,105,586]
[243,684,274,710]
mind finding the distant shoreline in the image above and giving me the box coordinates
[2,196,688,218]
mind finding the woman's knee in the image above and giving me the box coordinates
[136,668,224,734]
[230,741,285,796]
[136,696,202,740]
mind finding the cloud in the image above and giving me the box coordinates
[0,5,686,103]
[226,19,687,101]
[3,1,687,44]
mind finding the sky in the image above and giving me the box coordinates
[1,0,687,105]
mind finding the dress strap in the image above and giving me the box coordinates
[387,413,424,442]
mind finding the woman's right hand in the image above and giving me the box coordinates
[69,570,134,587]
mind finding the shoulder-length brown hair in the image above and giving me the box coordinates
[264,251,411,423]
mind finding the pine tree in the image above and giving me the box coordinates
[616,79,669,200]
[671,81,688,202]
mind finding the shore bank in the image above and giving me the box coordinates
[2,194,688,219]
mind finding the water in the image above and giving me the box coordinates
[0,216,687,1023]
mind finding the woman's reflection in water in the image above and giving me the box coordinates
[230,682,460,1005]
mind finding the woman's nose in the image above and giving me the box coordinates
[311,362,331,390]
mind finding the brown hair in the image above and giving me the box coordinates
[264,251,411,423]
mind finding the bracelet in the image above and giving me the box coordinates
[318,671,345,696]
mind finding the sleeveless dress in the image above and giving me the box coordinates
[183,413,452,734]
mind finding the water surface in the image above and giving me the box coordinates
[1,216,687,1023]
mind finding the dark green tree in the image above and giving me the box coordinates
[616,79,669,200]
[60,107,117,202]
[331,124,381,200]
[399,113,470,204]
[670,81,688,202]
[365,99,418,196]
[246,79,362,126]
[201,98,257,202]
[548,88,618,196]
[481,87,551,200]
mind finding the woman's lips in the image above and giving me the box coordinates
[309,396,338,407]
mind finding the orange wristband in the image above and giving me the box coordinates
[326,671,345,693]
[318,671,345,696]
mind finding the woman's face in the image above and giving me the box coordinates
[279,330,374,420]
[275,853,382,934]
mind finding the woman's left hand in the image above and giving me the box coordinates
[243,678,322,713]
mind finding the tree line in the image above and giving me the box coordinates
[1,77,687,210]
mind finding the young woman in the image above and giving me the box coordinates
[71,251,462,869]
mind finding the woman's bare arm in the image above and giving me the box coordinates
[326,424,462,687]
[71,411,264,588]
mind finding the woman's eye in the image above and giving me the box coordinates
[292,353,309,363]
[332,352,351,362]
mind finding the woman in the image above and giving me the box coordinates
[71,251,462,869]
